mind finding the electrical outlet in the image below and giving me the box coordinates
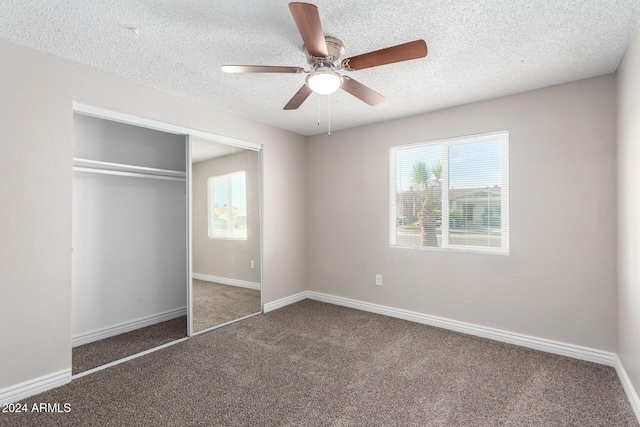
[251,260,255,269]
[375,274,382,286]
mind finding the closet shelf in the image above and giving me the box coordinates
[72,158,186,181]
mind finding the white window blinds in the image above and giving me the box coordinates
[390,131,509,254]
[208,171,247,239]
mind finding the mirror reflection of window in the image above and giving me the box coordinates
[208,171,247,239]
[190,136,262,335]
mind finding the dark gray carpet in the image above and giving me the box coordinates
[192,280,261,332]
[72,316,187,375]
[72,280,259,374]
[4,300,637,426]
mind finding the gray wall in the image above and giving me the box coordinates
[306,75,617,351]
[0,39,307,389]
[617,25,640,405]
[192,150,261,283]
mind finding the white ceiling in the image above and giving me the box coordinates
[1,1,639,136]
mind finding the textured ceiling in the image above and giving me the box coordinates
[1,1,639,136]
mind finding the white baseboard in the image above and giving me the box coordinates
[263,291,308,313]
[193,273,260,291]
[0,369,71,406]
[72,306,187,347]
[615,355,640,423]
[297,291,615,367]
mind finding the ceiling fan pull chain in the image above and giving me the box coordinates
[328,94,331,135]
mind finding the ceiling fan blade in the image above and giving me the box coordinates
[221,65,304,73]
[288,2,328,58]
[341,76,384,106]
[284,84,313,110]
[343,40,428,71]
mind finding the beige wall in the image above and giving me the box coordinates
[0,39,306,389]
[192,150,261,283]
[617,26,640,403]
[306,75,617,351]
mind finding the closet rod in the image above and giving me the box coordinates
[73,158,185,178]
[73,167,186,182]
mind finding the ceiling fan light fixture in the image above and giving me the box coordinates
[306,69,342,95]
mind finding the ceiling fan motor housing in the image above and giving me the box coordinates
[304,36,345,70]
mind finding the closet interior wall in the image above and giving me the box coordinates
[71,113,187,346]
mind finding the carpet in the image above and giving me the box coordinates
[4,300,637,426]
[192,280,261,332]
[71,280,260,375]
[72,316,187,375]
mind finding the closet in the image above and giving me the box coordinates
[71,113,188,360]
[71,107,263,374]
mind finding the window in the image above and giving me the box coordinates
[208,171,247,239]
[390,131,509,254]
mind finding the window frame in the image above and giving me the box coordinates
[389,130,509,255]
[207,170,247,240]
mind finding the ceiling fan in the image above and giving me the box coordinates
[221,2,428,110]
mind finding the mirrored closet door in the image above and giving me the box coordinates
[189,136,262,334]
